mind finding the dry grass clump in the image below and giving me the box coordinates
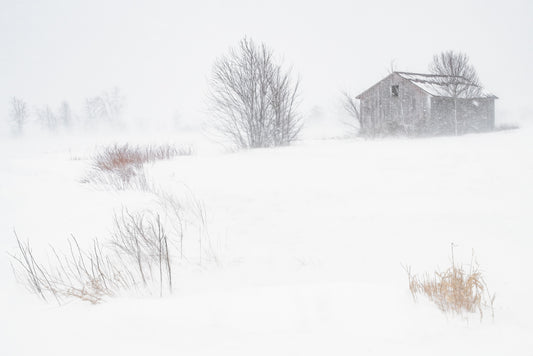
[9,193,219,304]
[10,212,174,304]
[10,233,130,304]
[110,210,173,295]
[405,246,495,320]
[82,143,192,190]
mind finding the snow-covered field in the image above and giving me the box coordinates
[1,125,533,355]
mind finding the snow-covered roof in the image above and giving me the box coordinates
[356,72,496,99]
[395,72,496,99]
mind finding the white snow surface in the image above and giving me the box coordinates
[1,126,533,355]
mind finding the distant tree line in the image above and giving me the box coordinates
[8,87,124,135]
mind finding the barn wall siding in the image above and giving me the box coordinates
[430,97,496,135]
[430,97,455,135]
[360,73,430,136]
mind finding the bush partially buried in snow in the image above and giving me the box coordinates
[405,246,495,320]
[82,143,193,190]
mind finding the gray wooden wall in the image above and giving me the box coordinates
[359,73,430,136]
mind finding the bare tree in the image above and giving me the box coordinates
[101,87,124,122]
[36,105,57,130]
[58,101,73,128]
[84,87,124,124]
[9,97,28,134]
[209,37,301,148]
[341,91,362,133]
[429,51,483,135]
[85,96,104,123]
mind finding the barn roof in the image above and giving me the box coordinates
[396,72,496,98]
[356,72,497,99]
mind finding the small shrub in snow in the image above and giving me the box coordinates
[405,246,495,320]
[82,143,193,190]
[94,143,188,170]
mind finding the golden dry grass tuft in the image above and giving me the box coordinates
[405,246,495,320]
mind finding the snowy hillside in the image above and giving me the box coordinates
[1,126,532,355]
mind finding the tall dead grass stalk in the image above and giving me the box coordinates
[9,232,130,304]
[9,192,218,304]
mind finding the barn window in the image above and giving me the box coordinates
[391,85,399,97]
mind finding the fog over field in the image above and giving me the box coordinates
[1,1,533,355]
[1,0,532,132]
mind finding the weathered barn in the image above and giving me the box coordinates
[356,72,497,136]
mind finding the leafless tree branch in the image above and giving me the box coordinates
[429,50,483,98]
[341,91,361,132]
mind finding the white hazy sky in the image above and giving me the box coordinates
[1,0,532,128]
